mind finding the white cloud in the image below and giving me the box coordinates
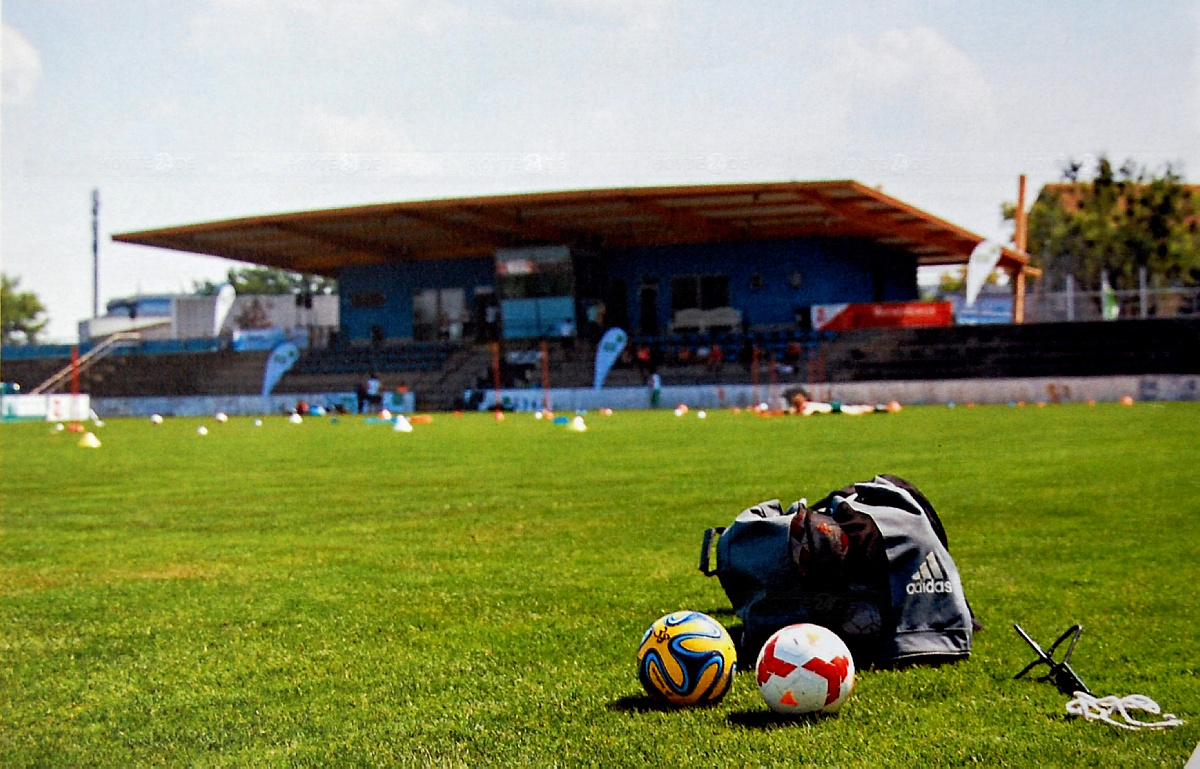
[801,26,996,145]
[302,107,417,153]
[2,23,42,105]
[188,0,473,52]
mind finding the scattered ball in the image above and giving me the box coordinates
[54,423,65,432]
[380,409,392,420]
[1120,395,1134,406]
[289,413,303,424]
[697,410,707,419]
[196,426,209,435]
[600,408,613,416]
[637,611,736,707]
[215,412,229,423]
[534,410,544,420]
[756,623,855,715]
[253,419,263,427]
[568,416,587,432]
[493,411,505,422]
[150,414,164,424]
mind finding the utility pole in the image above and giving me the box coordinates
[92,189,100,318]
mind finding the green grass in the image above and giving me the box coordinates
[2,403,1198,766]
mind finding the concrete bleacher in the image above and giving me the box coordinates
[290,341,458,377]
[3,319,1195,408]
[822,319,1200,382]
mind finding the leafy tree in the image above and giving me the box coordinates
[193,266,336,296]
[1,273,49,344]
[1005,156,1200,291]
[935,266,1000,294]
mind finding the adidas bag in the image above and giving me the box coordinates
[699,475,973,667]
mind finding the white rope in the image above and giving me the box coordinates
[1065,691,1186,731]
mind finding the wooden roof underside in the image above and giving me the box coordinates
[113,181,1030,277]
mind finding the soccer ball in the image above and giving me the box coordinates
[756,623,855,715]
[637,611,737,706]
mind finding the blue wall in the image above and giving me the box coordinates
[336,237,919,342]
[602,237,918,333]
[339,257,495,341]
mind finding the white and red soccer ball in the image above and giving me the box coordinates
[755,623,855,715]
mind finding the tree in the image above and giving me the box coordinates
[1006,156,1200,291]
[1,273,49,344]
[193,266,336,296]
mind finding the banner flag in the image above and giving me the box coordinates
[1101,274,1119,320]
[593,327,628,389]
[965,241,1003,307]
[262,342,300,397]
[213,283,236,335]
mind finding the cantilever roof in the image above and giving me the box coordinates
[113,181,1031,277]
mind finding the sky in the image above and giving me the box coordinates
[3,1,1199,342]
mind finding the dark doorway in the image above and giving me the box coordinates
[607,279,629,331]
[639,283,659,335]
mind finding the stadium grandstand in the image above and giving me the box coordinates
[4,181,1197,411]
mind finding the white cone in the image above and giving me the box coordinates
[569,416,587,432]
[392,415,413,432]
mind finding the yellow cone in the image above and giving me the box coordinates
[78,432,102,448]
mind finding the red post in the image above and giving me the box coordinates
[491,342,502,411]
[71,345,80,395]
[768,354,778,411]
[750,346,760,407]
[540,339,551,411]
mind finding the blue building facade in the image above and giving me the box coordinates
[335,235,918,343]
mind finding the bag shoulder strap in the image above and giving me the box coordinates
[699,527,725,576]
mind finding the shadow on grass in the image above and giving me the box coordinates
[700,607,737,618]
[726,709,824,730]
[607,694,727,714]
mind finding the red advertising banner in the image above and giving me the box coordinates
[811,301,953,332]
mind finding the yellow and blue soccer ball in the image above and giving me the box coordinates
[636,611,737,706]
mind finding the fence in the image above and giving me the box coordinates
[1025,284,1199,324]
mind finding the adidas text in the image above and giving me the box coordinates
[906,580,953,595]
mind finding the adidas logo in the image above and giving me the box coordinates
[906,552,954,595]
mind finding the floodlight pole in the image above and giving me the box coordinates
[92,189,100,319]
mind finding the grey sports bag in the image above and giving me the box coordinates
[700,475,973,668]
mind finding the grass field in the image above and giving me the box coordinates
[2,403,1198,766]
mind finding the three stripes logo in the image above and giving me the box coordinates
[906,552,954,595]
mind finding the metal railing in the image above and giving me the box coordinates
[28,332,143,394]
[1025,285,1199,324]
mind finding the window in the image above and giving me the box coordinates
[671,274,730,311]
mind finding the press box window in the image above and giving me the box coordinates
[350,291,385,309]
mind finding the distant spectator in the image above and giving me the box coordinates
[366,372,383,412]
[635,345,652,377]
[355,380,368,414]
[648,371,662,409]
[708,343,724,374]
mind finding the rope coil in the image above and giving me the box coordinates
[1065,691,1186,731]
